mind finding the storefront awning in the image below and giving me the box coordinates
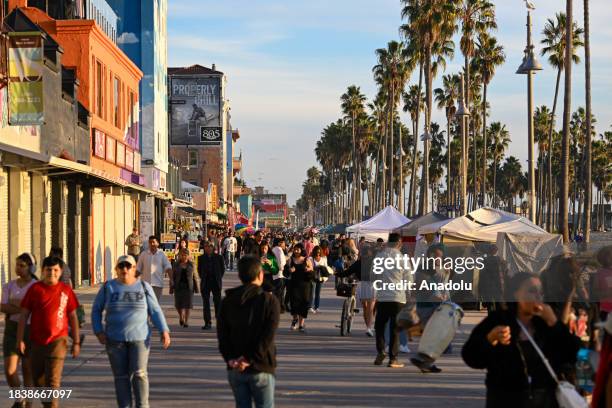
[47,156,168,199]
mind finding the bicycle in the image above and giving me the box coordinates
[335,277,359,336]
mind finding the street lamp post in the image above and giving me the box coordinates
[516,4,543,222]
[455,74,470,216]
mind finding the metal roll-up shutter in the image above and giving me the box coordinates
[80,187,91,286]
[0,167,9,287]
[92,190,104,285]
[104,192,116,281]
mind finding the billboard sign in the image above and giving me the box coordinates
[169,76,222,145]
[8,32,44,125]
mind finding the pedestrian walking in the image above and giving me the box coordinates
[92,255,171,408]
[217,255,280,408]
[462,272,581,408]
[2,253,37,408]
[198,242,225,330]
[136,236,172,302]
[302,234,314,258]
[224,232,238,270]
[271,238,287,312]
[356,245,376,336]
[171,249,196,327]
[308,246,328,313]
[286,243,314,332]
[260,242,279,291]
[125,228,142,263]
[16,256,81,408]
[592,312,612,408]
[478,245,508,313]
[373,233,411,368]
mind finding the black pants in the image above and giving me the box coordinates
[375,302,403,360]
[201,284,222,325]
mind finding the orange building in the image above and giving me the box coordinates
[14,3,143,183]
[7,1,149,285]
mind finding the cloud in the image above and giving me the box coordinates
[117,32,139,44]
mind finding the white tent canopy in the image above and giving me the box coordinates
[346,206,411,241]
[417,207,547,243]
[497,232,567,276]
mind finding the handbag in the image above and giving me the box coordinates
[516,319,588,408]
[396,302,420,329]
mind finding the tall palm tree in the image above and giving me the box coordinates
[473,33,504,206]
[341,85,367,222]
[402,0,459,215]
[403,85,425,216]
[459,0,496,210]
[488,122,510,208]
[583,0,593,241]
[373,41,412,213]
[560,0,574,243]
[541,12,583,232]
[434,74,459,208]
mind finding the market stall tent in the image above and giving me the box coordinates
[417,207,547,243]
[497,232,567,277]
[394,212,450,238]
[346,206,410,241]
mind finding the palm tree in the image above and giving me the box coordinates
[373,41,412,213]
[403,85,425,215]
[341,85,367,223]
[534,106,553,224]
[583,0,593,241]
[541,11,583,234]
[488,122,510,208]
[402,0,459,215]
[459,0,496,210]
[473,33,504,206]
[434,74,459,209]
[560,0,575,243]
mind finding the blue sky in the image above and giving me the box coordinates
[168,0,612,205]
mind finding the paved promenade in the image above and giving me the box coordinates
[2,270,487,407]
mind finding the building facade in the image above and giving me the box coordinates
[2,2,166,288]
[168,64,229,211]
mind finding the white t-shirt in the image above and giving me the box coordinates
[224,237,237,253]
[271,247,287,280]
[1,279,36,322]
[136,249,172,288]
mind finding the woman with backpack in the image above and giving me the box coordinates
[91,255,171,408]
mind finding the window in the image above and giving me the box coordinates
[128,90,135,140]
[113,76,120,128]
[95,61,103,117]
[188,150,198,167]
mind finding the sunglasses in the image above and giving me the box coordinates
[117,262,133,269]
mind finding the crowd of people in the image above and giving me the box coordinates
[1,225,610,408]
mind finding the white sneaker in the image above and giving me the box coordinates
[366,328,374,337]
[400,345,411,354]
[314,308,320,313]
[309,308,316,314]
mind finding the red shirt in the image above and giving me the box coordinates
[21,281,79,345]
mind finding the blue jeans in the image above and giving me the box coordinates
[227,370,275,408]
[106,339,150,408]
[385,322,408,347]
[310,280,322,309]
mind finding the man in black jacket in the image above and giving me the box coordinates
[198,242,225,330]
[217,256,280,408]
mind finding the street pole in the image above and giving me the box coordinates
[456,74,470,216]
[517,7,542,222]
